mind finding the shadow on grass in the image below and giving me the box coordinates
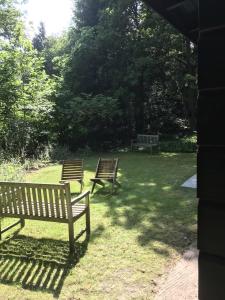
[0,233,88,297]
[90,153,197,256]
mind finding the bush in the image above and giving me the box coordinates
[49,145,74,161]
[160,135,197,153]
[0,159,26,182]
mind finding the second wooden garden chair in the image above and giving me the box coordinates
[61,159,84,193]
[90,158,120,193]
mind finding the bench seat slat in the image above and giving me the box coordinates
[0,202,86,220]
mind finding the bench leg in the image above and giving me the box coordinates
[86,206,90,237]
[91,180,105,194]
[91,182,96,194]
[21,218,25,228]
[0,219,23,239]
[68,222,75,254]
[115,180,121,188]
[80,180,84,194]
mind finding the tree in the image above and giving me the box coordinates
[74,0,106,28]
[56,0,197,150]
[32,22,46,52]
[0,0,55,157]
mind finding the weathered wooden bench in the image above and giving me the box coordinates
[90,158,120,193]
[0,181,90,253]
[60,159,84,193]
[131,134,160,153]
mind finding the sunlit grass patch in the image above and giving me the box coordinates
[0,152,196,300]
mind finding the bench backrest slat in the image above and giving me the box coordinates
[27,187,33,215]
[31,187,38,216]
[37,187,43,216]
[54,188,60,218]
[48,188,54,218]
[7,185,14,214]
[137,134,159,144]
[0,182,70,220]
[43,188,49,217]
[60,189,66,219]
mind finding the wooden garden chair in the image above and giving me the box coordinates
[90,158,120,193]
[60,160,84,193]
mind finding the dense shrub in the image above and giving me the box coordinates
[160,135,197,153]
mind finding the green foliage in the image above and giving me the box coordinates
[0,0,197,156]
[54,0,197,150]
[0,158,25,181]
[75,0,106,28]
[0,0,56,157]
[32,22,46,52]
[48,144,74,161]
[56,93,122,150]
[40,33,70,76]
[160,135,197,153]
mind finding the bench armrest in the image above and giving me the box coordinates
[71,190,90,206]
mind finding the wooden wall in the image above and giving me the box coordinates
[198,1,225,298]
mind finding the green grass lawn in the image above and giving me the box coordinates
[0,152,197,300]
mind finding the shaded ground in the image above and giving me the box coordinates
[0,152,197,299]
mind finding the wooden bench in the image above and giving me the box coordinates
[90,158,120,193]
[60,159,84,193]
[0,181,90,253]
[131,134,160,153]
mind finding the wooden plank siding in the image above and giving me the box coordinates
[197,1,225,298]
